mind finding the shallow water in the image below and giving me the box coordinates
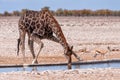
[0,60,120,72]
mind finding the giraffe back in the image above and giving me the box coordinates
[18,9,69,50]
[18,10,53,38]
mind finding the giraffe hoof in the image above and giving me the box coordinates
[77,58,83,61]
[32,59,38,64]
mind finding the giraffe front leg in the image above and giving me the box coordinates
[28,39,35,58]
[32,41,43,64]
[31,34,44,64]
[28,39,38,64]
[28,34,36,60]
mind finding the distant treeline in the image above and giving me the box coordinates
[0,7,120,16]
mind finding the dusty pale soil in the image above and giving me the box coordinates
[0,68,120,80]
[0,16,120,79]
[0,16,120,64]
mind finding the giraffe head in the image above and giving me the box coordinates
[64,45,81,61]
[64,45,74,56]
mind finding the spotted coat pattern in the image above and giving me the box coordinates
[17,9,80,69]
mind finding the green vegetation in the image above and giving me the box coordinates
[0,7,120,16]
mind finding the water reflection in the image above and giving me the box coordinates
[0,61,120,72]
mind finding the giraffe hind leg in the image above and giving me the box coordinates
[17,38,21,56]
[18,29,26,62]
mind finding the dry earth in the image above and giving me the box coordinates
[0,16,120,79]
[0,68,120,80]
[0,16,120,64]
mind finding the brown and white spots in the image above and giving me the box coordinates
[17,9,80,69]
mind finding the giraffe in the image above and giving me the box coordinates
[17,9,80,69]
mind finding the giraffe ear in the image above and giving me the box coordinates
[71,46,73,50]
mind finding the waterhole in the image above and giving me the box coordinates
[0,59,120,72]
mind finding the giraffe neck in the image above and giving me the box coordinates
[41,10,69,50]
[52,18,69,50]
[58,32,69,50]
[43,10,69,50]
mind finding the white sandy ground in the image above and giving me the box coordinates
[0,68,120,80]
[1,17,120,57]
[0,17,120,80]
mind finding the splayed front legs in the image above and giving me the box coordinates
[17,32,80,69]
[30,34,44,64]
[17,31,44,64]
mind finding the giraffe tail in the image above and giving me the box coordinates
[17,38,21,56]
